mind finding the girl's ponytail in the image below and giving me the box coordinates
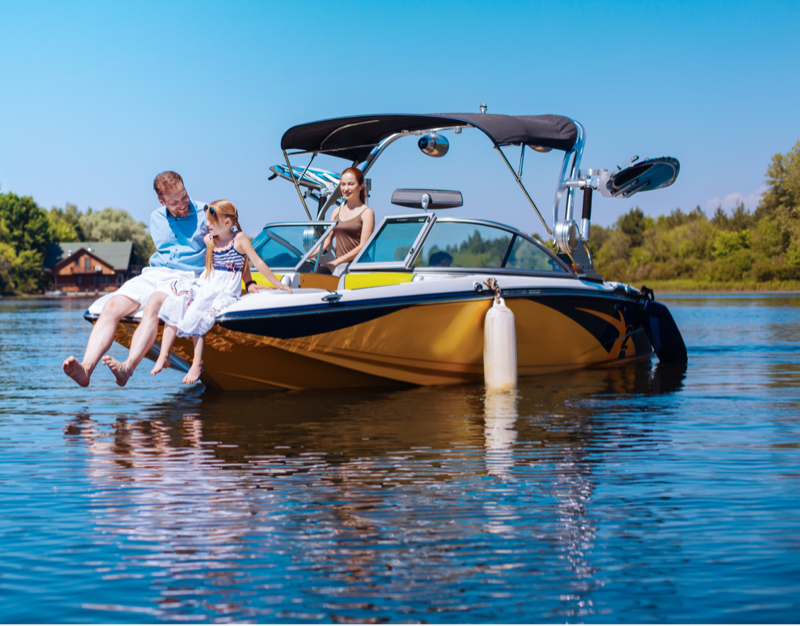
[232,216,244,236]
[205,232,215,277]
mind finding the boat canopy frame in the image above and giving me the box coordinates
[279,113,584,238]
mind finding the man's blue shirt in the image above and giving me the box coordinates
[148,198,209,272]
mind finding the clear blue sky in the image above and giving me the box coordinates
[2,0,799,236]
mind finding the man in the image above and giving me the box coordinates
[63,171,257,387]
[430,251,453,268]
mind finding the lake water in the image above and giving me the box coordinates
[1,294,799,623]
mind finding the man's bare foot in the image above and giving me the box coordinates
[63,356,91,387]
[102,356,134,387]
[182,364,203,384]
[150,356,171,376]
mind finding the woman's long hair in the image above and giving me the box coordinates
[341,167,366,203]
[205,199,243,277]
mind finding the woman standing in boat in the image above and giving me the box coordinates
[317,167,375,276]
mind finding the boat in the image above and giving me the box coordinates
[85,111,687,390]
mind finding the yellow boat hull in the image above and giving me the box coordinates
[112,291,651,391]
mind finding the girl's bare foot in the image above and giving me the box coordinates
[63,356,91,387]
[150,356,171,376]
[182,364,203,384]
[102,356,133,387]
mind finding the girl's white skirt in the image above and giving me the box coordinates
[158,269,242,338]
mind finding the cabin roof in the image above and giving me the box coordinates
[43,242,134,271]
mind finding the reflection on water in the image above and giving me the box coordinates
[1,296,799,622]
[484,391,518,480]
[55,363,687,622]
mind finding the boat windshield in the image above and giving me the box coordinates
[358,216,430,265]
[251,223,333,270]
[414,220,567,273]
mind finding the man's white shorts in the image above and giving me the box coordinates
[113,267,199,312]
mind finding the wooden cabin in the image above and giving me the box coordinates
[43,242,137,292]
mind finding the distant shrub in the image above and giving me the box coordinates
[713,230,751,259]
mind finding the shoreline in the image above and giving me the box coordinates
[1,292,102,299]
[4,289,800,301]
[630,279,800,295]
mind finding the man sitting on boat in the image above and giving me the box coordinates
[62,171,258,387]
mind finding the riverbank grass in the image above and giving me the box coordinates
[633,279,800,293]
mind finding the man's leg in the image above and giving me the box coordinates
[63,295,140,387]
[102,292,169,387]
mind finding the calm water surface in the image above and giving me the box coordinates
[1,294,799,623]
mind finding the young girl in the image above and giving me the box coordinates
[151,199,291,384]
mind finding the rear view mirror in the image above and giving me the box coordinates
[391,189,463,210]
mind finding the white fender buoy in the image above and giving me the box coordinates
[484,295,517,391]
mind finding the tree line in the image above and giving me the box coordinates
[587,140,800,289]
[2,140,798,294]
[0,193,154,294]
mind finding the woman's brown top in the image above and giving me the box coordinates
[332,211,363,258]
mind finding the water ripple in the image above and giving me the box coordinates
[2,296,800,622]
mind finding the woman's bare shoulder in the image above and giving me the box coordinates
[353,205,373,219]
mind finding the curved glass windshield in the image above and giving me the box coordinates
[358,216,428,265]
[415,223,509,268]
[251,224,329,269]
[505,236,566,272]
[415,221,566,272]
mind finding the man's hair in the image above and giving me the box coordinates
[153,171,184,197]
[430,251,453,266]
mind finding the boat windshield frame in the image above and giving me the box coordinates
[250,221,336,272]
[349,215,573,277]
[348,213,436,271]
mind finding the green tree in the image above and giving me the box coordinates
[0,192,52,292]
[756,140,800,219]
[0,220,14,293]
[79,207,155,264]
[714,203,757,231]
[0,192,52,257]
[47,203,85,242]
[617,207,647,248]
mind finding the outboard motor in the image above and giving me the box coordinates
[638,287,688,364]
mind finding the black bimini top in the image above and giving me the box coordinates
[280,113,578,163]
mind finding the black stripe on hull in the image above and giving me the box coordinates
[216,288,647,356]
[532,294,644,349]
